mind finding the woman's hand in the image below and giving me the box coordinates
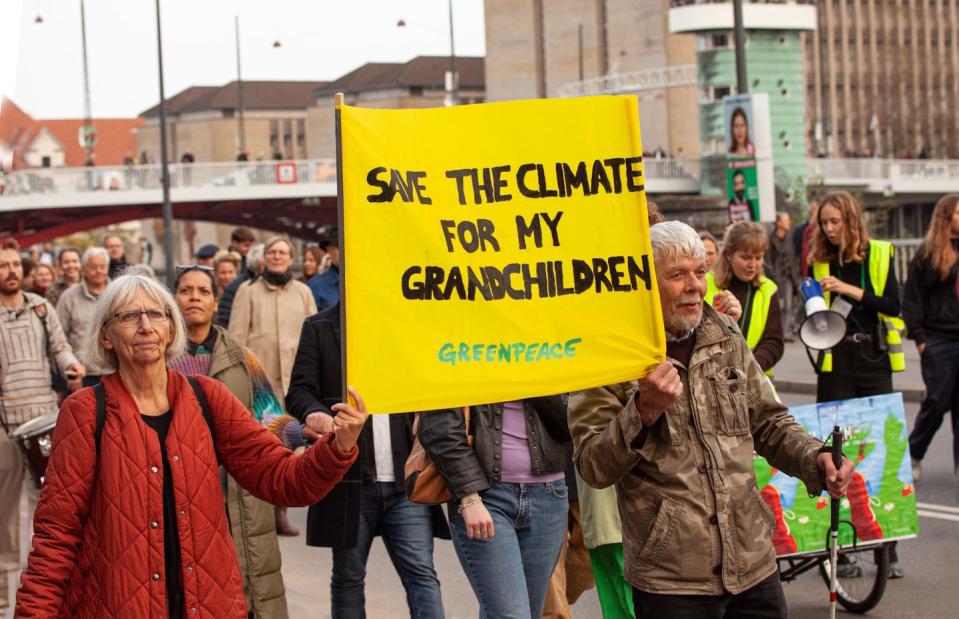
[819,276,863,301]
[460,494,494,541]
[713,290,742,321]
[330,386,369,453]
[305,411,335,435]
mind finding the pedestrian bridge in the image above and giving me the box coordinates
[2,157,956,244]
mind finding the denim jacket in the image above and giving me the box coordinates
[418,397,570,500]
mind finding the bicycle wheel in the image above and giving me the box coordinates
[818,542,890,613]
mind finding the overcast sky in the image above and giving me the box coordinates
[2,0,486,119]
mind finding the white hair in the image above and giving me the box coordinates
[649,221,707,265]
[82,274,186,373]
[81,246,109,267]
[246,243,266,271]
[121,264,157,279]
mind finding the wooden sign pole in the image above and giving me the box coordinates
[333,92,349,405]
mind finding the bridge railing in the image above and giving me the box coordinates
[0,157,701,200]
[0,159,338,198]
[890,238,922,282]
[807,158,959,187]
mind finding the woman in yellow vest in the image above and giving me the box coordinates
[808,190,906,578]
[706,221,784,374]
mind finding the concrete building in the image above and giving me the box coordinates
[483,0,701,162]
[137,81,324,163]
[670,0,817,206]
[306,56,485,159]
[806,0,959,159]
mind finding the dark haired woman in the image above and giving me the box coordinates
[904,193,959,482]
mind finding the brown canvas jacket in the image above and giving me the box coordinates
[570,304,825,596]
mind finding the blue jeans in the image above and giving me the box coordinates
[331,482,443,619]
[448,481,569,619]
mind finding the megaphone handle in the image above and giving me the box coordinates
[803,345,824,374]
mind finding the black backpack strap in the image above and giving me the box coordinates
[93,383,107,456]
[186,376,218,463]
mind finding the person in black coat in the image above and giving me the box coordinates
[286,304,449,619]
[216,243,263,328]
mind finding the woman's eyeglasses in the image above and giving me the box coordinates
[108,308,171,326]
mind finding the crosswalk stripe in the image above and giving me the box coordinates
[916,502,959,515]
[917,509,959,523]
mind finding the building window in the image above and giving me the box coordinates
[410,86,423,96]
[700,85,733,104]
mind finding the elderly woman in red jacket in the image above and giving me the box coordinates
[16,274,367,618]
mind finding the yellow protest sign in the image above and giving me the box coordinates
[338,96,665,413]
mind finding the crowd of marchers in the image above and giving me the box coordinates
[0,190,957,618]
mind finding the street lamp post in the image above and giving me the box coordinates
[445,0,457,107]
[154,0,175,287]
[79,0,95,163]
[733,0,748,94]
[235,15,247,154]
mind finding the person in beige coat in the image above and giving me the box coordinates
[229,237,317,399]
[229,236,317,536]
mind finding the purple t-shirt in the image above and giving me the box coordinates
[500,400,564,484]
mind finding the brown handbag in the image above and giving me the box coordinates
[404,407,471,505]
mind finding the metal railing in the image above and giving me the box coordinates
[807,158,959,186]
[0,158,700,200]
[0,159,338,198]
[890,238,922,281]
[557,65,697,98]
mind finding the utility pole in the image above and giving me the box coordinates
[733,0,748,94]
[445,0,458,106]
[578,24,584,82]
[154,0,174,287]
[79,0,95,164]
[235,15,247,153]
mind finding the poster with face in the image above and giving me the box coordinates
[725,97,756,158]
[726,161,759,222]
[723,94,764,222]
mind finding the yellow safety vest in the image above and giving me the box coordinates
[705,272,779,375]
[811,239,906,373]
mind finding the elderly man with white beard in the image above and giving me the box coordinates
[568,221,855,618]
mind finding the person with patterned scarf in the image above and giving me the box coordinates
[170,265,317,618]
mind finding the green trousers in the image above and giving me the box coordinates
[588,544,635,619]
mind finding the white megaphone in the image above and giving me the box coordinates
[799,278,847,350]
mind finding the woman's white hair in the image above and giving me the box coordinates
[649,221,707,265]
[246,243,266,272]
[82,274,186,373]
[81,246,108,267]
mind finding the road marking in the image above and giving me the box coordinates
[916,502,959,515]
[917,509,959,523]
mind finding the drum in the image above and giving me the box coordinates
[11,412,59,489]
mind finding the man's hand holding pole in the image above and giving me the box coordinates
[635,361,683,428]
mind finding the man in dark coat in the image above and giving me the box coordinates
[216,243,262,328]
[286,304,449,619]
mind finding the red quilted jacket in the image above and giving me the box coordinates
[16,371,356,618]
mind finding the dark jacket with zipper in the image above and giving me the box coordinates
[903,241,959,344]
[284,305,449,548]
[417,397,571,500]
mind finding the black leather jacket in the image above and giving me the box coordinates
[418,396,570,500]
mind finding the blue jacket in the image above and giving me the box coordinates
[307,266,339,312]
